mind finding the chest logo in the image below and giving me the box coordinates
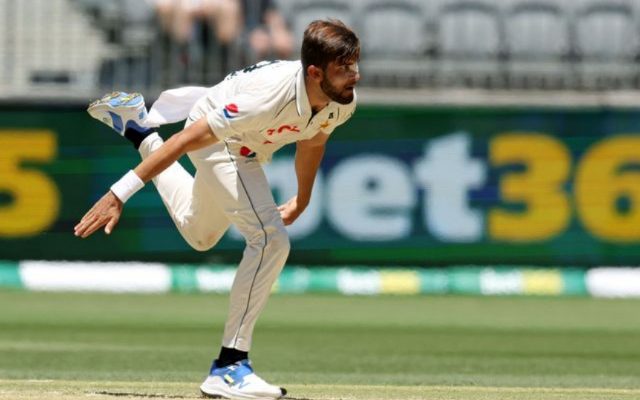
[223,103,239,119]
[320,121,330,129]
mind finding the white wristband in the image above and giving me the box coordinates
[110,170,144,203]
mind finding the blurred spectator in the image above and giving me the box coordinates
[242,0,294,63]
[150,0,241,46]
[147,0,242,82]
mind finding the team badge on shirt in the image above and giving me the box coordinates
[223,103,239,119]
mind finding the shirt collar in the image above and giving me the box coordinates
[295,65,311,117]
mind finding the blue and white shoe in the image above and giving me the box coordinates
[87,91,148,135]
[200,359,286,400]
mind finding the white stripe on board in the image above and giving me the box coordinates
[20,261,171,293]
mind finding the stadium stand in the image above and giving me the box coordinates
[0,0,111,97]
[574,0,640,89]
[3,0,640,98]
[503,0,574,89]
[358,0,431,87]
[286,0,355,49]
[434,0,504,88]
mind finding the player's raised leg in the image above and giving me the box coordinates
[87,92,230,251]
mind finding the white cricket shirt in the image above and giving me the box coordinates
[190,60,357,163]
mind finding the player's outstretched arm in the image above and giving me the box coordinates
[278,131,329,225]
[74,118,218,238]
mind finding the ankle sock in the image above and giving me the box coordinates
[124,127,153,150]
[215,346,248,368]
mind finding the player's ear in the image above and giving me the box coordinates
[307,65,323,82]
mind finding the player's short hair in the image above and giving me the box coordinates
[301,19,360,75]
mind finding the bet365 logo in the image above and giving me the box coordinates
[262,132,640,243]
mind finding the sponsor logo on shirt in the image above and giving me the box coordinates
[223,103,239,119]
[266,124,300,136]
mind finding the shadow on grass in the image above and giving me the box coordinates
[88,391,317,400]
[88,391,190,399]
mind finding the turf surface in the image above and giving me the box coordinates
[0,290,639,399]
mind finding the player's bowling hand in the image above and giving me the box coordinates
[74,191,123,238]
[278,195,307,226]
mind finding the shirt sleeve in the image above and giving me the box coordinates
[207,93,272,140]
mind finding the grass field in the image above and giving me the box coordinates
[1,290,639,399]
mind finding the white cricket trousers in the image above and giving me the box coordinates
[138,132,290,352]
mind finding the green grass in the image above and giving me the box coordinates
[1,290,639,399]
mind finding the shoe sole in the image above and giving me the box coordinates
[199,386,287,400]
[88,92,143,110]
[87,93,144,116]
[87,92,145,134]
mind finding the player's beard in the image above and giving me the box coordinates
[320,78,354,104]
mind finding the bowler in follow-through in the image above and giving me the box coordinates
[74,19,360,400]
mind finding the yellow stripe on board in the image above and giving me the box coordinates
[522,269,563,295]
[379,270,420,295]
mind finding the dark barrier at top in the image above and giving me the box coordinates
[1,105,640,266]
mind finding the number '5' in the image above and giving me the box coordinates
[0,131,60,237]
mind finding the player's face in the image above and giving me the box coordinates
[321,60,360,104]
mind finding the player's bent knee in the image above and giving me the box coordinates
[184,231,225,252]
[189,240,215,252]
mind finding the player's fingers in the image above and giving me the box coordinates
[79,195,112,224]
[74,220,84,233]
[77,208,97,227]
[81,222,103,238]
[74,214,96,236]
[105,215,120,235]
[79,210,94,224]
[75,216,96,237]
[80,216,107,238]
[79,208,104,227]
[76,207,101,228]
[73,224,84,237]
